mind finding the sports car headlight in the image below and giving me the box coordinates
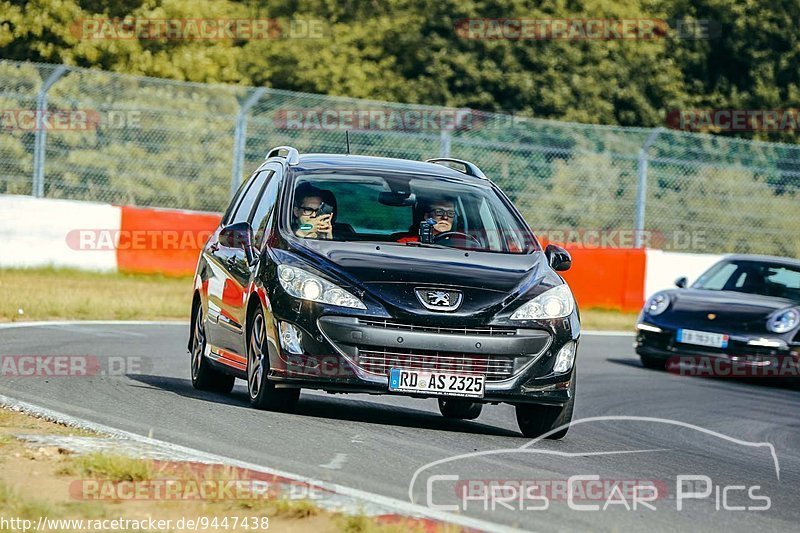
[644,292,670,316]
[277,265,366,309]
[767,308,800,334]
[511,284,574,320]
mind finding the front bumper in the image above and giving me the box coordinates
[636,323,799,373]
[270,314,579,405]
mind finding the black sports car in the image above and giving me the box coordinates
[636,255,800,375]
[188,146,580,438]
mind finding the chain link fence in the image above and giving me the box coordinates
[1,60,798,256]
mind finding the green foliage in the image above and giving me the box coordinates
[2,0,799,141]
[1,1,798,256]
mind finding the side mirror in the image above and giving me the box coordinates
[545,244,572,272]
[675,276,688,288]
[219,222,258,264]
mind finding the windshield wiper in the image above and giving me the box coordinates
[403,241,450,249]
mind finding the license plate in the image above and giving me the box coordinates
[677,329,729,349]
[388,368,485,398]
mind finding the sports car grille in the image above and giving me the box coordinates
[355,347,515,381]
[358,319,517,337]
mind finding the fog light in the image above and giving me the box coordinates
[553,341,576,374]
[279,322,304,355]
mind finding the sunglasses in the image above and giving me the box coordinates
[299,204,335,217]
[298,205,319,216]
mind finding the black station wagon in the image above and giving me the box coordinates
[189,146,580,438]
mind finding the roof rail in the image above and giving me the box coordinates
[425,158,487,180]
[266,146,300,165]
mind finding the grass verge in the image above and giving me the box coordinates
[0,267,638,331]
[579,308,638,331]
[0,267,192,322]
[0,407,447,532]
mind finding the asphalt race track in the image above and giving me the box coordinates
[1,322,798,531]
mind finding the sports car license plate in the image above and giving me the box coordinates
[677,329,729,349]
[388,368,485,398]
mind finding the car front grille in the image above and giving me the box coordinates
[358,318,517,337]
[355,347,515,382]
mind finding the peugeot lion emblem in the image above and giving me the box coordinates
[428,291,451,306]
[415,288,463,311]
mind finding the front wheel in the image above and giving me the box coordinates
[190,300,235,393]
[515,371,576,439]
[438,398,483,420]
[247,306,300,411]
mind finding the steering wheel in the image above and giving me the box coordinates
[433,231,482,248]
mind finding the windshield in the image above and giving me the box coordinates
[285,172,538,254]
[693,260,800,301]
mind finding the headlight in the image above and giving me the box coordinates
[644,292,670,316]
[277,265,366,309]
[510,284,574,320]
[767,308,800,334]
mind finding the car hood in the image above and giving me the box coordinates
[287,240,560,323]
[657,288,798,332]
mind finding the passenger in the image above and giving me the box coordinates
[292,183,334,240]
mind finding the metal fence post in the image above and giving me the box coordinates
[439,130,451,158]
[230,87,266,199]
[32,65,67,197]
[634,127,664,248]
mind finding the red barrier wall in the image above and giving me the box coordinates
[116,206,646,310]
[117,206,220,276]
[559,247,646,312]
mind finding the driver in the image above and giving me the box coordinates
[397,197,456,243]
[292,183,334,240]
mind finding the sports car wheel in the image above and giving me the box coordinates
[247,306,300,411]
[438,398,483,420]
[190,300,235,393]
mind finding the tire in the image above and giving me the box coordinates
[190,299,235,393]
[640,355,666,371]
[438,398,483,420]
[515,370,576,439]
[247,306,300,411]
